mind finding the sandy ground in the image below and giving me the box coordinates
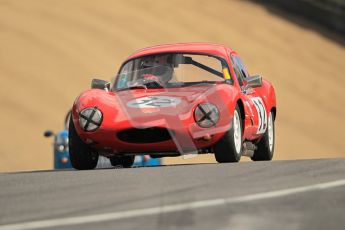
[0,0,344,172]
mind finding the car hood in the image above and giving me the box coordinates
[115,85,216,114]
[107,85,223,128]
[74,83,235,130]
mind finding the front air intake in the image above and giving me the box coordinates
[117,127,172,143]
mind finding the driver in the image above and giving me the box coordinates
[140,55,174,87]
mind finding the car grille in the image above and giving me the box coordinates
[117,127,172,143]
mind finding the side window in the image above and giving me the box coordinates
[231,56,246,86]
[236,57,250,78]
[116,61,133,89]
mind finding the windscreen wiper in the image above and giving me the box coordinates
[183,81,217,86]
[116,84,147,92]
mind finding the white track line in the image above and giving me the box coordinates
[1,179,345,230]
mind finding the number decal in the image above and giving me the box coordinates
[251,97,267,134]
[127,96,181,108]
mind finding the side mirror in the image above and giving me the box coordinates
[44,130,54,138]
[245,75,262,88]
[91,79,111,91]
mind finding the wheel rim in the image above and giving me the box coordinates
[268,112,274,152]
[233,110,242,154]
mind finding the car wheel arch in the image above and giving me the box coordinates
[271,107,277,121]
[236,99,245,132]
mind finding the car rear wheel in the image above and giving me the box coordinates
[251,111,275,161]
[214,105,242,163]
[69,118,99,170]
[110,155,135,168]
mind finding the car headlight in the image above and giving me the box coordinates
[194,103,219,128]
[55,136,69,152]
[56,144,67,152]
[79,107,103,131]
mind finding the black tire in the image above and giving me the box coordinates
[251,111,275,161]
[69,118,99,170]
[214,105,242,163]
[110,155,135,168]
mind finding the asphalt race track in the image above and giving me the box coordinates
[1,158,345,230]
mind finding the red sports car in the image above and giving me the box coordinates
[69,43,277,170]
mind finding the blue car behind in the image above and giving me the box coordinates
[54,130,72,169]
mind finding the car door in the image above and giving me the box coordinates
[230,55,267,139]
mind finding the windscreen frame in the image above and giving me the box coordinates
[113,52,232,91]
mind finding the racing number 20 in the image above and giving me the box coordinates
[251,97,267,134]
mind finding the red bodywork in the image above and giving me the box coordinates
[72,43,276,156]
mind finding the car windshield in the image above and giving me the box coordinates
[113,53,229,90]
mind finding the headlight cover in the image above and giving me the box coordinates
[194,103,219,128]
[79,107,103,132]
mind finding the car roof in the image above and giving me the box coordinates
[126,42,235,61]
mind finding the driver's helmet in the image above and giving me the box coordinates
[140,55,174,85]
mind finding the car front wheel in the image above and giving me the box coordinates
[69,118,99,170]
[214,105,242,163]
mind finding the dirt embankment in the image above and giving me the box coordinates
[252,0,345,37]
[1,0,345,172]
